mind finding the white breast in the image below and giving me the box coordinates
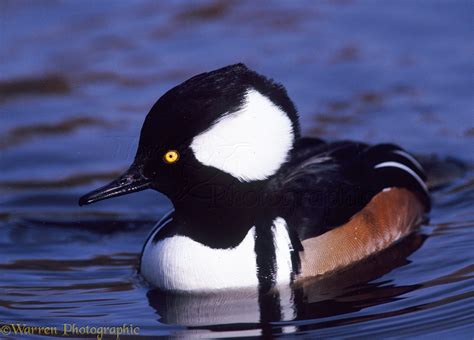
[140,227,259,292]
[140,216,295,292]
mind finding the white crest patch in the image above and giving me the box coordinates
[140,227,258,292]
[190,89,295,182]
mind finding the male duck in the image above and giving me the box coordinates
[80,64,430,292]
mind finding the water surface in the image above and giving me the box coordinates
[1,1,473,338]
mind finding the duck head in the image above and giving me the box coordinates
[79,64,300,207]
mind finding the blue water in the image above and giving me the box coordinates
[1,1,473,338]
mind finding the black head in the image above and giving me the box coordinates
[79,64,300,207]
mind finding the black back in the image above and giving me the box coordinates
[267,138,431,241]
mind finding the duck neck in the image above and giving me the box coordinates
[168,178,271,248]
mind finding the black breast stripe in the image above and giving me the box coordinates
[287,223,302,281]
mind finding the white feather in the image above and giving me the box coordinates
[190,89,294,182]
[374,161,428,193]
[272,217,294,286]
[140,227,258,292]
[392,149,424,172]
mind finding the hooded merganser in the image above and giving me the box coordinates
[79,64,430,292]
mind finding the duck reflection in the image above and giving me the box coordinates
[147,233,426,335]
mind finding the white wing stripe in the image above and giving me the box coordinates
[374,161,428,193]
[392,150,424,172]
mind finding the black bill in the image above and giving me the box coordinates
[79,165,151,206]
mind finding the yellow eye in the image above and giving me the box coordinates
[163,150,180,164]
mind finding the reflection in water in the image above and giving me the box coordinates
[176,1,233,22]
[0,171,121,190]
[0,116,114,150]
[147,233,426,336]
[0,74,70,100]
